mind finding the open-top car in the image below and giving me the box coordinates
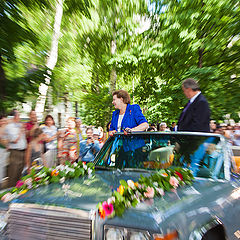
[0,132,240,240]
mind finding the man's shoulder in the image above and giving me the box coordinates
[195,93,208,102]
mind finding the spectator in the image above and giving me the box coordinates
[210,120,217,133]
[5,110,27,187]
[25,128,46,172]
[79,127,100,162]
[25,110,38,143]
[170,122,177,131]
[159,122,170,132]
[41,115,58,167]
[75,118,83,156]
[233,124,240,146]
[147,126,157,132]
[0,114,9,187]
[58,117,78,164]
[109,90,148,136]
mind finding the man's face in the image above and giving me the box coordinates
[30,111,37,123]
[14,111,20,122]
[112,95,124,109]
[182,86,192,99]
[86,129,93,139]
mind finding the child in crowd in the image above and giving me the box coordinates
[25,128,46,172]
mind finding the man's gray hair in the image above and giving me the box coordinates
[182,78,200,91]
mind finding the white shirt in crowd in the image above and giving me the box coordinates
[5,122,27,150]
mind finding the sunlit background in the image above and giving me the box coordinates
[0,0,239,127]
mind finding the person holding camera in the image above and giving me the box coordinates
[79,127,100,163]
[109,90,148,136]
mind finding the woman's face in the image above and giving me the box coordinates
[67,120,76,129]
[112,95,124,109]
[45,117,54,126]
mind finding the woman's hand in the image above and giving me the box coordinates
[124,128,132,135]
[109,130,117,137]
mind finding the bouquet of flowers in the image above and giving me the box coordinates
[97,167,194,219]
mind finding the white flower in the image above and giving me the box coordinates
[73,162,78,167]
[56,165,65,171]
[83,164,87,170]
[153,182,158,187]
[127,180,135,189]
[88,168,92,175]
[107,196,115,204]
[156,187,165,196]
[60,177,65,184]
[37,172,47,178]
[25,178,32,185]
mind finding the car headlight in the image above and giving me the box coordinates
[130,231,149,240]
[105,227,125,240]
[104,225,150,240]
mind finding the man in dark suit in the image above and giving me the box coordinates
[177,78,210,132]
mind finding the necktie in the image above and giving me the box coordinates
[179,101,191,122]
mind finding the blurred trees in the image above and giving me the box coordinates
[111,0,240,123]
[0,0,50,112]
[1,0,240,126]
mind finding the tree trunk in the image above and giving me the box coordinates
[109,39,117,94]
[0,55,6,112]
[35,0,64,120]
[198,48,204,68]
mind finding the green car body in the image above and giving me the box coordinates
[1,132,240,240]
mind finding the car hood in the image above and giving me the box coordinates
[14,170,234,215]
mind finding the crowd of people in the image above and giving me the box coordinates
[146,121,240,146]
[0,82,239,189]
[0,110,105,188]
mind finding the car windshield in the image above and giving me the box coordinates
[95,132,226,179]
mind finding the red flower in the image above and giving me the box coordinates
[175,171,183,181]
[35,177,41,181]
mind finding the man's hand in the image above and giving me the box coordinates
[109,130,117,137]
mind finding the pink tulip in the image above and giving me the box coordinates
[102,201,114,216]
[144,186,155,198]
[16,180,24,188]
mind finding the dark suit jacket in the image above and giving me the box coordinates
[177,93,210,132]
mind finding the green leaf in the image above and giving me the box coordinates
[119,180,128,188]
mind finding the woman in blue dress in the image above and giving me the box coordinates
[109,90,149,136]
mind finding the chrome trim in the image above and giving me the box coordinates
[9,203,89,218]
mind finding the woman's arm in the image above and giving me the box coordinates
[131,122,149,132]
